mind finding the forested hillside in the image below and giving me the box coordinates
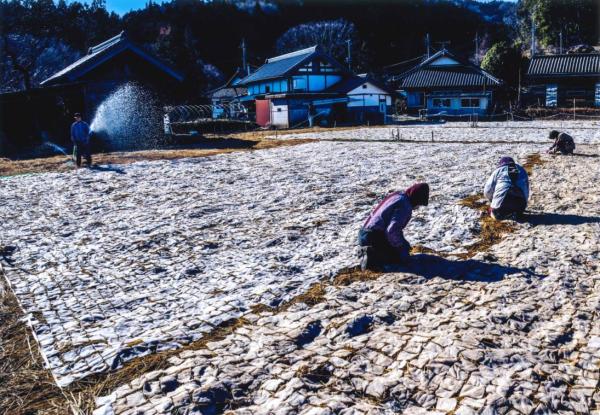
[0,0,597,95]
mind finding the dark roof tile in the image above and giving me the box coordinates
[393,49,501,89]
[527,54,600,77]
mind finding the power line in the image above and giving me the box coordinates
[383,54,426,69]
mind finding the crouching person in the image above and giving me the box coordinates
[547,130,575,155]
[358,183,429,271]
[484,157,529,221]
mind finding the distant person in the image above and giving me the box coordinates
[358,183,429,271]
[484,157,529,220]
[547,130,575,155]
[71,112,92,167]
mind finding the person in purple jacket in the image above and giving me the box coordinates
[358,183,430,271]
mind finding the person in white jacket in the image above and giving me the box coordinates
[484,156,529,220]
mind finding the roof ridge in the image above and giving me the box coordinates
[266,45,318,63]
[41,31,183,86]
[88,31,127,55]
[532,53,600,58]
[417,48,452,67]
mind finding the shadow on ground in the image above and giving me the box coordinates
[521,212,600,226]
[90,165,126,174]
[388,254,541,282]
[174,137,258,149]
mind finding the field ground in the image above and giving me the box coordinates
[271,120,600,144]
[0,136,313,178]
[0,121,599,414]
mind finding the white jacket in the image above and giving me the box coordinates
[484,164,529,209]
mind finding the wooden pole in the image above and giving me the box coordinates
[518,69,521,107]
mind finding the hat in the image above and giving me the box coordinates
[498,156,515,167]
[405,182,429,206]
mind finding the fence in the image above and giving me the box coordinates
[387,107,600,124]
[164,104,257,136]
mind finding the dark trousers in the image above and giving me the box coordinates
[556,143,574,155]
[491,194,527,220]
[358,228,409,267]
[73,142,92,167]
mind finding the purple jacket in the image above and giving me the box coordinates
[363,191,412,249]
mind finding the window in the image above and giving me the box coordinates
[265,85,271,93]
[545,84,557,107]
[461,98,480,108]
[432,98,451,108]
[292,78,306,92]
[362,84,367,89]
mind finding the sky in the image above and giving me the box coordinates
[70,0,516,16]
[66,0,161,15]
[106,0,151,14]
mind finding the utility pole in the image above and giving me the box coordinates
[559,30,563,54]
[426,33,430,58]
[241,38,248,75]
[346,39,352,70]
[476,32,479,63]
[518,68,521,107]
[531,11,536,56]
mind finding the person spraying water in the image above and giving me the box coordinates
[71,112,92,167]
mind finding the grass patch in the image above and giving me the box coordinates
[0,138,314,177]
[523,153,545,176]
[281,283,328,309]
[332,267,380,286]
[410,244,447,256]
[0,271,72,415]
[56,339,108,354]
[457,192,516,258]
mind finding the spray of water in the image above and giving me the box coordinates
[44,141,69,156]
[90,83,163,150]
[39,131,71,160]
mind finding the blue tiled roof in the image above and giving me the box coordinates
[41,31,183,86]
[528,54,600,77]
[237,46,318,85]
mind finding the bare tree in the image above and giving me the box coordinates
[1,34,80,92]
[275,19,365,69]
